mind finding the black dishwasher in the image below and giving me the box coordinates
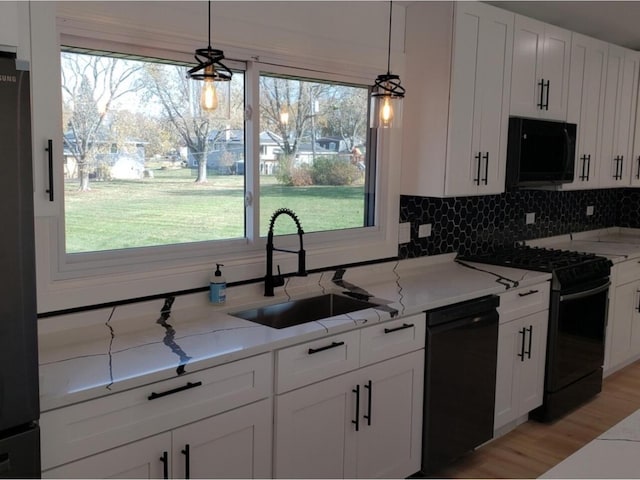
[421,295,499,474]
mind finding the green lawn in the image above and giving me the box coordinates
[64,168,366,253]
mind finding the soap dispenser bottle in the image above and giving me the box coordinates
[209,263,226,304]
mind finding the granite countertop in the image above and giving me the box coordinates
[38,253,551,412]
[528,228,640,264]
[540,407,640,478]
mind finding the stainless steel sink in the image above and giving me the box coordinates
[231,293,376,329]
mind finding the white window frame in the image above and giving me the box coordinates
[32,7,402,313]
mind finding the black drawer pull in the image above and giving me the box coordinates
[518,328,525,362]
[364,380,372,426]
[473,152,481,185]
[384,323,414,334]
[182,444,190,479]
[518,289,539,297]
[45,139,54,201]
[308,341,344,355]
[160,451,169,479]
[352,384,360,431]
[148,381,202,400]
[525,325,533,359]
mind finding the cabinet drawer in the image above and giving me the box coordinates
[498,282,550,324]
[40,353,272,470]
[276,330,360,393]
[616,259,640,286]
[359,315,426,366]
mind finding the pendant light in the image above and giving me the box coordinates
[187,0,232,112]
[370,0,405,129]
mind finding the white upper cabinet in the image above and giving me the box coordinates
[563,34,608,190]
[630,69,640,186]
[401,2,513,197]
[599,45,639,188]
[0,2,19,51]
[511,15,571,121]
[445,2,514,196]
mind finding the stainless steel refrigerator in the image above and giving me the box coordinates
[0,52,41,477]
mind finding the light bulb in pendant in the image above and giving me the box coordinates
[201,65,219,111]
[380,96,393,127]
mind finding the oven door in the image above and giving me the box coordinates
[546,279,610,392]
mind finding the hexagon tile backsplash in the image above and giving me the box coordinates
[398,188,632,259]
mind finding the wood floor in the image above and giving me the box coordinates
[431,360,640,478]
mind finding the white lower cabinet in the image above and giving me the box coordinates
[44,399,271,479]
[43,433,171,479]
[608,260,640,370]
[494,282,550,431]
[494,310,548,430]
[274,350,424,479]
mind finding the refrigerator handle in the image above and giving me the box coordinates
[45,139,54,202]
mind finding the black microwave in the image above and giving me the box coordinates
[505,117,576,188]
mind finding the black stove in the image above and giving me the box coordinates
[461,245,611,290]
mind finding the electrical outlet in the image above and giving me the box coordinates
[418,223,432,238]
[398,222,411,244]
[525,212,536,225]
[586,205,594,216]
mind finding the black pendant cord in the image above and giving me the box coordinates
[207,1,212,50]
[386,1,392,75]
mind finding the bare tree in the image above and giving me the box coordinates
[260,76,328,158]
[321,87,368,151]
[61,52,144,191]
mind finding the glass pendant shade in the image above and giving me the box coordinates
[370,74,404,129]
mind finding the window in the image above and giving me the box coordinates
[258,73,373,236]
[61,50,246,253]
[60,51,375,252]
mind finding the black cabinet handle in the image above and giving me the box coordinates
[537,79,545,109]
[620,156,624,179]
[352,384,360,431]
[544,80,550,110]
[363,380,372,426]
[525,325,533,359]
[308,341,344,355]
[636,291,640,312]
[636,156,640,180]
[45,139,54,201]
[518,328,525,362]
[579,155,589,181]
[518,289,539,297]
[473,152,481,185]
[482,152,489,185]
[586,154,591,181]
[160,451,169,480]
[182,444,190,479]
[384,323,414,334]
[148,381,202,400]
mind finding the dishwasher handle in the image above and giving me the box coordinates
[427,311,498,334]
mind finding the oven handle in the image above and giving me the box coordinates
[560,281,611,302]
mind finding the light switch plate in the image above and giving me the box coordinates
[418,224,432,238]
[525,212,536,225]
[398,222,411,244]
[586,205,594,216]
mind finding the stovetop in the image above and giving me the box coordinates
[461,245,612,289]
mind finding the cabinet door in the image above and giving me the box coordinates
[610,281,636,368]
[355,350,424,479]
[511,15,569,120]
[600,46,640,187]
[43,433,171,479]
[0,2,19,49]
[540,24,571,120]
[494,318,522,430]
[511,15,545,118]
[517,311,548,414]
[565,34,608,190]
[274,372,358,479]
[172,399,271,479]
[446,2,513,196]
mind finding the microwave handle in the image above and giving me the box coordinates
[562,126,574,180]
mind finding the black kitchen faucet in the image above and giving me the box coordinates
[264,208,307,296]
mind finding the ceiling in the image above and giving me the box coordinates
[487,1,640,50]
